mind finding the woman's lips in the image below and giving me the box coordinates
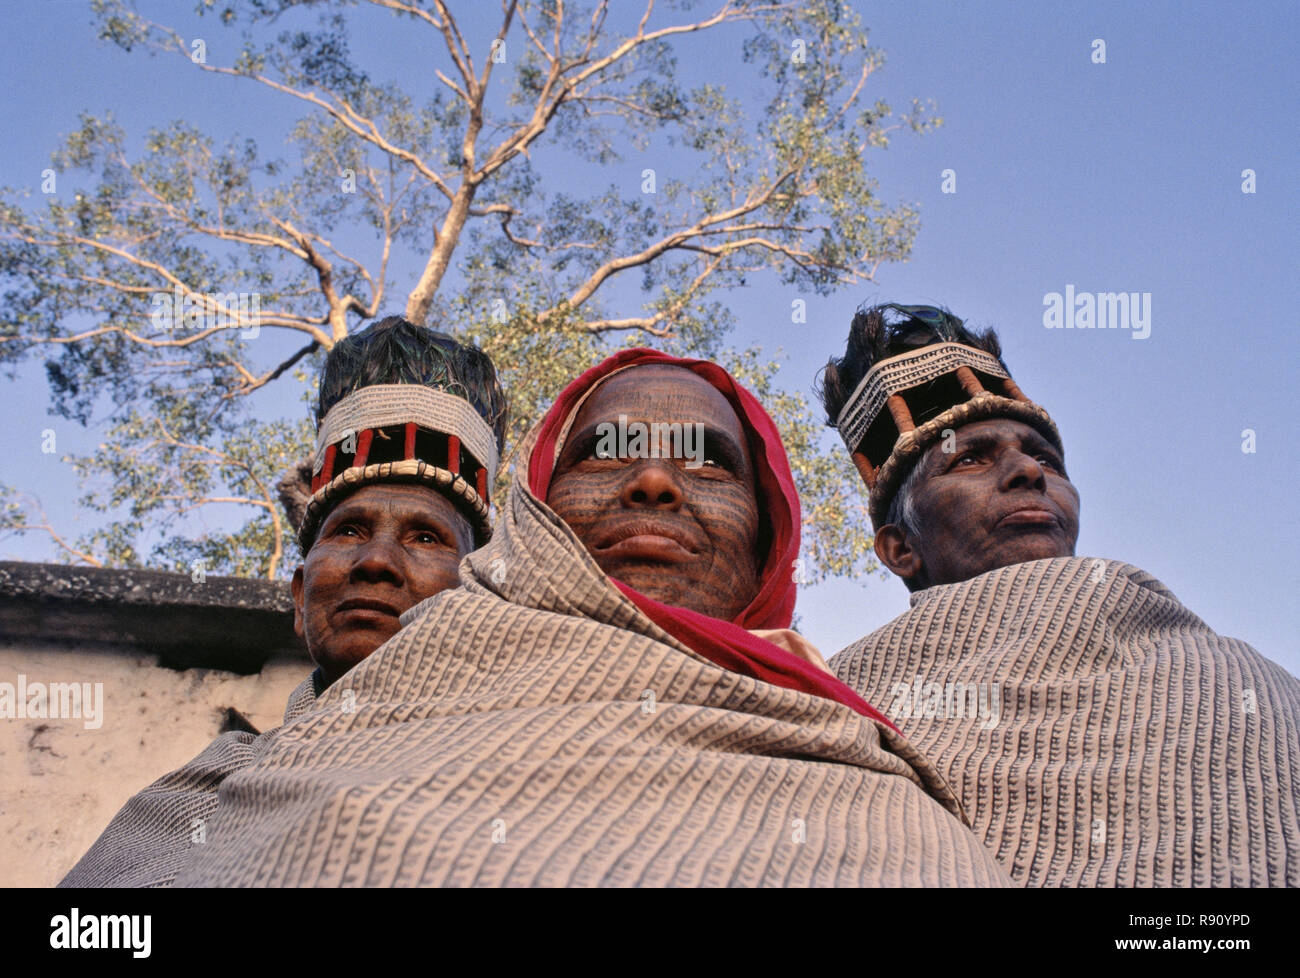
[334,598,402,622]
[599,534,695,562]
[996,508,1060,528]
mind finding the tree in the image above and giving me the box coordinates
[0,0,938,583]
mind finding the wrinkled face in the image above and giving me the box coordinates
[291,483,473,688]
[886,418,1081,588]
[546,365,763,622]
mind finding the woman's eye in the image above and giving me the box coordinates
[336,524,361,537]
[955,453,981,466]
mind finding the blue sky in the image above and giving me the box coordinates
[1,1,1296,676]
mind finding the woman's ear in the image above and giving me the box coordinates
[290,565,306,640]
[874,524,924,586]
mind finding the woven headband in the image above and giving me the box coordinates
[313,384,500,494]
[835,342,1011,454]
[298,458,492,554]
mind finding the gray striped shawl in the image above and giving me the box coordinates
[831,557,1300,886]
[173,483,1010,887]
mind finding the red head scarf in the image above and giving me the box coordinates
[529,348,895,729]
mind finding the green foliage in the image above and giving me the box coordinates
[63,392,313,578]
[721,349,882,583]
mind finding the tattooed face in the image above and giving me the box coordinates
[292,483,473,688]
[876,418,1080,589]
[546,365,764,621]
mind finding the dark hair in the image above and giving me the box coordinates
[816,303,1004,440]
[317,316,509,453]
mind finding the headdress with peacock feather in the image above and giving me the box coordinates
[823,304,1062,529]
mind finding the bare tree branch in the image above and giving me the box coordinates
[0,494,104,568]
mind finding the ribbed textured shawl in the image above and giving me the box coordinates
[831,557,1300,886]
[173,483,1011,887]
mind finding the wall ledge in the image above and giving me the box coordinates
[0,561,307,673]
